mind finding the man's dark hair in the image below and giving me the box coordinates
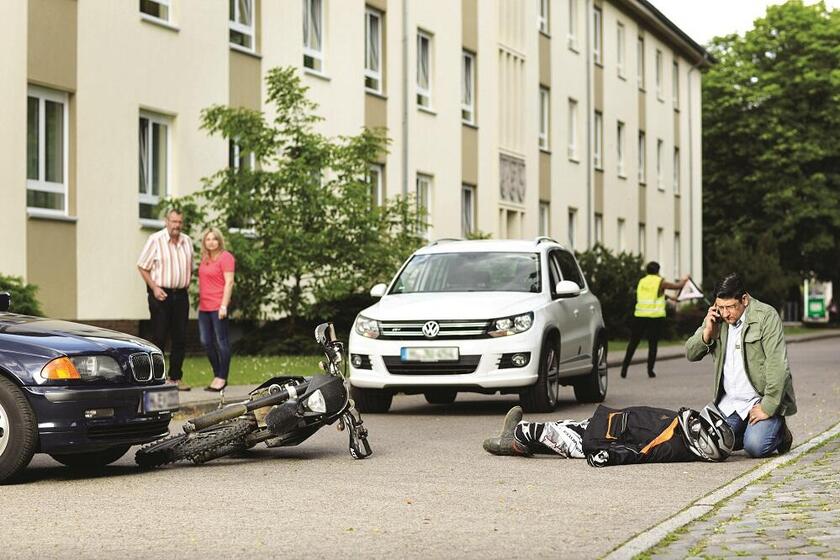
[646,261,660,275]
[714,273,747,300]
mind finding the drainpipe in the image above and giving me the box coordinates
[686,53,708,278]
[585,0,592,248]
[401,0,409,196]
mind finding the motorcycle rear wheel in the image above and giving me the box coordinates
[135,433,189,469]
[176,418,256,465]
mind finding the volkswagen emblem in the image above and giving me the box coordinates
[422,321,440,338]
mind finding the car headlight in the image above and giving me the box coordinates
[354,315,380,339]
[488,312,534,337]
[38,355,123,383]
[303,389,327,414]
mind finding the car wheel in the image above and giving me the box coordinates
[50,445,131,469]
[0,376,38,484]
[573,333,608,403]
[350,386,393,413]
[424,390,457,405]
[520,336,560,413]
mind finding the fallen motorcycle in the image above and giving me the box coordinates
[135,322,372,468]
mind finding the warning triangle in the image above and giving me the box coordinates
[677,277,705,302]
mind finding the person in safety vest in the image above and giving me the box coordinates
[620,262,688,379]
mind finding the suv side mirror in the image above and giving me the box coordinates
[369,283,387,298]
[554,280,581,298]
[0,292,10,312]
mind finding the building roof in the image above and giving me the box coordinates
[624,0,714,67]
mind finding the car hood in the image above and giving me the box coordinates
[0,313,158,357]
[361,292,545,321]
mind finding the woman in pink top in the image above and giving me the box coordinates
[197,228,235,391]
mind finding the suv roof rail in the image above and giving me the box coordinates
[534,236,559,245]
[427,238,464,246]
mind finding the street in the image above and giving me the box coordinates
[3,337,839,559]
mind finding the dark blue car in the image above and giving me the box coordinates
[0,293,178,483]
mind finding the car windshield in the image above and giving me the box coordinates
[389,252,541,294]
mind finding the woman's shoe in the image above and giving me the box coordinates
[204,381,227,392]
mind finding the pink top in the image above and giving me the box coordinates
[198,251,235,311]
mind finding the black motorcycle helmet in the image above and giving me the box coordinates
[677,402,735,462]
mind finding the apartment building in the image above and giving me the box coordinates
[0,0,709,323]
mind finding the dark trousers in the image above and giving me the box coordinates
[147,288,189,381]
[621,316,664,375]
[198,310,231,381]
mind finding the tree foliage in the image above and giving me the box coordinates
[702,1,840,288]
[0,274,43,316]
[179,67,424,323]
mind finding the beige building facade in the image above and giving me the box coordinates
[1,0,708,323]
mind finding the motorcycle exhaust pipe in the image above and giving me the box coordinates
[184,403,248,432]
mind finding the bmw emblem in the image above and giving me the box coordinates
[422,321,440,338]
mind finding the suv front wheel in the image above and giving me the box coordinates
[573,333,608,403]
[520,336,560,413]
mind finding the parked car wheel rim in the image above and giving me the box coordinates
[546,347,560,406]
[596,339,608,394]
[0,401,9,457]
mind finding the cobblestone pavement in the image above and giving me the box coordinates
[642,433,840,559]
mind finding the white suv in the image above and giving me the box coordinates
[348,238,608,413]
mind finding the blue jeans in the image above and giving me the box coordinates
[724,411,783,458]
[198,311,231,381]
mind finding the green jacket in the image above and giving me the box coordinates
[685,298,796,417]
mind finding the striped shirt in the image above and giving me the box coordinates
[137,228,194,289]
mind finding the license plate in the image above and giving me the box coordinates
[401,347,459,362]
[143,389,179,413]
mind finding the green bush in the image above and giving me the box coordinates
[0,275,43,316]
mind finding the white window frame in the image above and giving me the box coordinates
[617,121,626,177]
[655,49,663,99]
[638,130,646,184]
[673,147,680,194]
[593,6,603,65]
[567,0,578,50]
[594,213,604,245]
[416,30,433,109]
[26,85,69,216]
[539,201,550,236]
[303,0,325,72]
[617,218,626,252]
[370,164,385,206]
[140,0,171,23]
[229,0,255,53]
[616,22,626,78]
[637,36,645,90]
[539,87,550,150]
[593,110,603,170]
[416,173,433,237]
[568,98,578,160]
[229,139,255,171]
[461,184,476,237]
[365,8,383,94]
[568,208,577,249]
[538,0,549,34]
[462,50,476,124]
[139,111,171,224]
[638,223,646,257]
[656,138,664,190]
[672,59,680,109]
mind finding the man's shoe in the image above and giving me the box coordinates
[778,418,793,454]
[482,406,526,456]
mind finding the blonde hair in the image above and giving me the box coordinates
[200,228,226,262]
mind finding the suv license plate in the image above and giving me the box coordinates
[143,389,179,413]
[401,347,459,362]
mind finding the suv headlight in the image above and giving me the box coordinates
[488,312,534,337]
[354,315,380,339]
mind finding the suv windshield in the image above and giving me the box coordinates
[389,252,541,294]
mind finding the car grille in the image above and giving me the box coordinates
[87,418,170,441]
[382,355,481,375]
[151,352,166,380]
[379,320,490,340]
[130,353,152,382]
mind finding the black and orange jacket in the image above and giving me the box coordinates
[582,405,696,466]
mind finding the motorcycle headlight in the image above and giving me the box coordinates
[488,312,534,337]
[304,389,327,414]
[354,315,380,339]
[70,355,123,381]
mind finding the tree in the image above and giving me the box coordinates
[0,275,43,316]
[702,1,840,289]
[182,67,424,325]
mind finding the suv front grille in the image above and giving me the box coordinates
[382,355,481,375]
[379,320,490,340]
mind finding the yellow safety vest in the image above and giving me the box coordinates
[635,275,666,318]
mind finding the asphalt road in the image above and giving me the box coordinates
[3,338,839,559]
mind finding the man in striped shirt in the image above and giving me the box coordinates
[137,209,194,390]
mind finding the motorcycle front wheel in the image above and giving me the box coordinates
[135,417,255,468]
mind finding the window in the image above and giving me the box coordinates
[637,36,645,89]
[27,86,68,214]
[568,208,577,249]
[567,0,578,50]
[594,213,603,245]
[638,223,646,256]
[655,49,663,99]
[593,110,603,170]
[657,227,664,263]
[673,147,680,194]
[462,51,475,124]
[538,0,549,34]
[365,8,383,93]
[617,218,626,252]
[616,22,626,78]
[229,140,255,171]
[539,87,550,150]
[138,113,170,221]
[672,59,679,108]
[303,0,324,72]
[673,232,681,278]
[567,98,578,159]
[638,130,646,183]
[416,30,432,108]
[555,250,584,288]
[462,184,476,236]
[369,164,384,206]
[617,121,626,177]
[230,0,255,51]
[539,201,550,236]
[656,138,664,190]
[593,6,603,64]
[140,0,170,22]
[416,173,432,236]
